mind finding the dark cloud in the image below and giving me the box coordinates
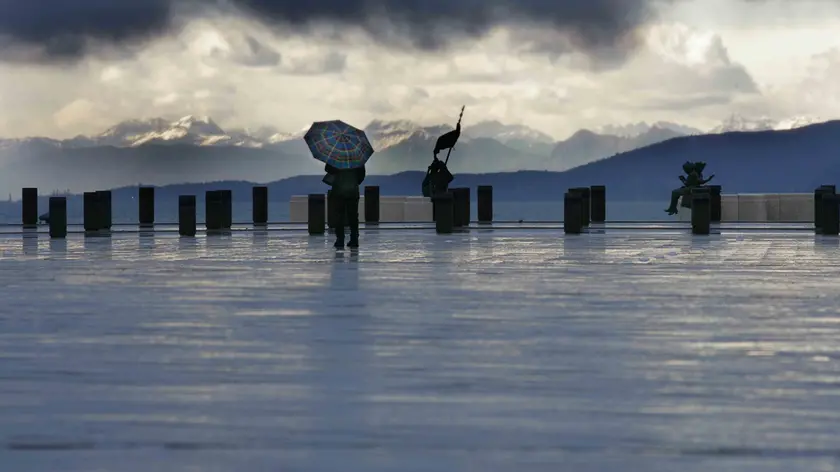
[0,0,173,62]
[0,0,675,63]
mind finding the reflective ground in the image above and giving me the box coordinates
[2,227,840,471]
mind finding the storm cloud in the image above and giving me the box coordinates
[0,0,673,63]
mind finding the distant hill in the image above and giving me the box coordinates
[550,126,686,169]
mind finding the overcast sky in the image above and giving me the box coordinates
[1,0,839,140]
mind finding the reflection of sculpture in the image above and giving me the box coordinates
[665,161,715,215]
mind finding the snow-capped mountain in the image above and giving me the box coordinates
[0,114,830,160]
[596,121,703,138]
[364,120,452,150]
[111,116,265,148]
[709,114,823,134]
[463,120,556,155]
[464,120,555,144]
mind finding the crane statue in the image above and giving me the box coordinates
[422,106,465,197]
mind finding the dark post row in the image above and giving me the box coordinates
[83,190,112,234]
[307,185,492,235]
[564,185,607,234]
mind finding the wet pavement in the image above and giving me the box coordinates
[1,227,840,471]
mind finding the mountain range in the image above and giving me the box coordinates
[0,113,826,197]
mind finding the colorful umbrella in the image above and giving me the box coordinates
[303,120,374,169]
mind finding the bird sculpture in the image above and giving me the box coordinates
[433,106,465,163]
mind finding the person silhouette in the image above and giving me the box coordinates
[324,163,366,249]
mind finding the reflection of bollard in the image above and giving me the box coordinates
[691,188,711,235]
[821,192,839,236]
[434,192,454,234]
[49,197,67,239]
[364,186,380,224]
[564,192,582,234]
[205,190,223,233]
[308,194,326,235]
[590,185,606,223]
[83,192,100,233]
[22,187,38,228]
[707,185,722,223]
[252,186,268,226]
[179,195,196,237]
[96,190,112,231]
[815,185,836,233]
[139,186,154,227]
[477,185,493,223]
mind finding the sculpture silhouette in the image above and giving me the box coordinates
[423,106,464,197]
[665,161,714,215]
[433,106,465,161]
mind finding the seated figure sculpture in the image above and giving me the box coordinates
[665,161,714,215]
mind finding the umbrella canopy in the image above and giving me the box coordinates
[303,120,374,169]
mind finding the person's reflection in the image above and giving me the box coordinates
[302,250,375,459]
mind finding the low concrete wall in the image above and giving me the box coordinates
[677,193,813,222]
[721,193,812,222]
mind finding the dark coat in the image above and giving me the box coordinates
[325,164,366,197]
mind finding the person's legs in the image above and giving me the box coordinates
[347,195,360,247]
[333,196,347,247]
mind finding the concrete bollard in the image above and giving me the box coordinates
[83,192,100,233]
[573,187,591,226]
[96,190,112,231]
[568,188,589,227]
[708,185,722,223]
[477,185,493,223]
[179,195,197,237]
[205,190,223,232]
[220,190,232,229]
[364,186,380,223]
[590,185,606,223]
[48,197,67,239]
[820,192,840,236]
[564,192,583,234]
[252,186,268,226]
[451,188,469,227]
[22,187,38,228]
[815,185,836,232]
[464,187,471,226]
[691,188,711,235]
[433,192,454,234]
[139,186,155,226]
[308,194,326,235]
